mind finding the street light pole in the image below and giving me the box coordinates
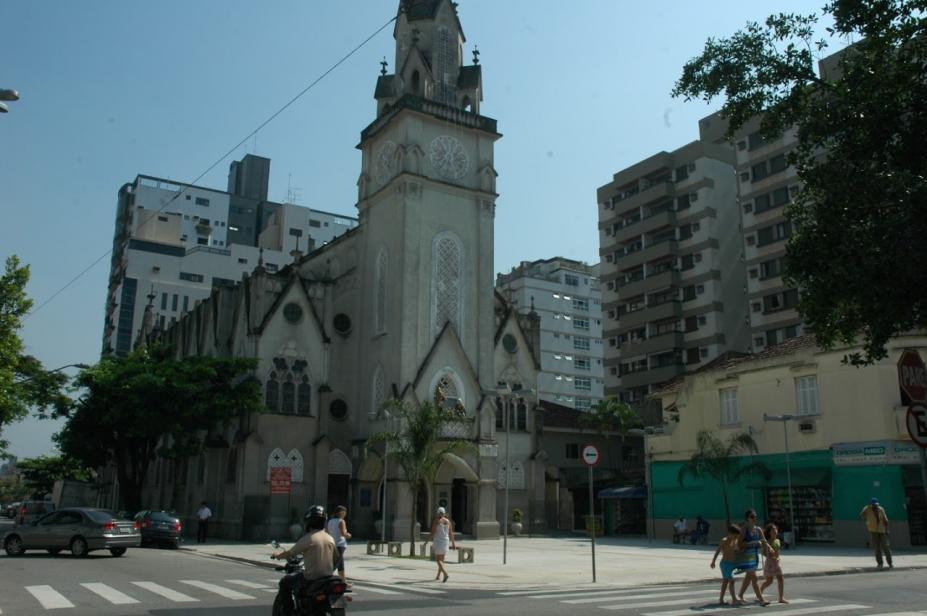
[763,413,817,548]
[380,410,392,544]
[504,394,510,565]
[13,362,90,385]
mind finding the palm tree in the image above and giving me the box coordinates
[366,399,476,556]
[581,397,643,470]
[677,430,771,526]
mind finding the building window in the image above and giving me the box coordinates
[161,292,167,310]
[195,197,210,206]
[309,219,321,228]
[686,347,701,364]
[575,377,591,391]
[573,297,589,312]
[375,248,388,334]
[180,271,204,282]
[566,443,580,459]
[573,318,590,331]
[796,375,819,416]
[281,374,296,414]
[720,388,739,425]
[433,233,463,337]
[574,337,590,351]
[574,357,590,371]
[265,372,279,412]
[297,375,312,416]
[171,294,178,312]
[564,273,580,287]
[371,365,386,417]
[769,154,788,174]
[182,296,189,312]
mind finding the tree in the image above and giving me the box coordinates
[581,397,642,472]
[672,0,927,364]
[677,430,771,526]
[366,399,476,556]
[55,345,262,512]
[16,455,94,498]
[0,256,70,455]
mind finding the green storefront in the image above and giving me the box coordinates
[651,443,924,548]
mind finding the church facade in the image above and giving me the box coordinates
[140,0,547,541]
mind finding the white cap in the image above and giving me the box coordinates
[437,507,446,515]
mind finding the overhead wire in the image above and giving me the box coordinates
[28,12,398,317]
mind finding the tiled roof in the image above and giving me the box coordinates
[652,334,820,396]
[538,399,585,429]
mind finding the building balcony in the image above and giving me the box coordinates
[616,300,682,330]
[628,331,684,357]
[620,269,681,298]
[619,362,685,390]
[618,239,678,272]
[613,180,674,216]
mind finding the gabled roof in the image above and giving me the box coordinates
[493,289,540,370]
[405,320,481,397]
[651,334,820,396]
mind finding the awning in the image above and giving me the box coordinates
[598,485,647,499]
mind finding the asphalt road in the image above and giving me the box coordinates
[1,538,925,615]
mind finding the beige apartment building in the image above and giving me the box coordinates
[597,141,751,408]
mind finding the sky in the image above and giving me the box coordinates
[0,0,835,458]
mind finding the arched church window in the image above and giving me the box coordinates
[266,447,287,481]
[265,372,279,412]
[462,95,472,112]
[281,373,296,414]
[433,233,462,337]
[371,365,386,417]
[516,400,528,431]
[287,449,304,482]
[297,375,311,416]
[375,248,388,334]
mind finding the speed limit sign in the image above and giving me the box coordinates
[582,444,600,467]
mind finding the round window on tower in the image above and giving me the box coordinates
[333,313,352,336]
[283,302,303,324]
[502,333,518,354]
[330,399,348,422]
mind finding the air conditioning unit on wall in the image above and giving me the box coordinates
[798,419,816,433]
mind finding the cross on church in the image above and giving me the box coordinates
[472,46,480,65]
[380,57,388,76]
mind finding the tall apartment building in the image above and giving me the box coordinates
[597,141,750,405]
[496,258,604,410]
[699,115,805,353]
[102,154,357,356]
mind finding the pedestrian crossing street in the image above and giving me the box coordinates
[0,577,447,612]
[497,584,927,616]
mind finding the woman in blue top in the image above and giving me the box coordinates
[737,509,770,605]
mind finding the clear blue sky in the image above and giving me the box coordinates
[1,0,833,458]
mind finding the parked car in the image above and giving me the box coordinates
[3,507,141,557]
[16,500,56,525]
[133,510,182,548]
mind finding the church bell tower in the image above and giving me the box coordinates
[356,0,501,397]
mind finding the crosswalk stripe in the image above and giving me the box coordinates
[353,585,404,595]
[498,586,683,597]
[80,583,139,605]
[180,580,256,600]
[224,580,275,590]
[858,613,927,616]
[131,582,199,603]
[25,585,75,610]
[563,589,717,605]
[638,598,818,616]
[358,582,445,595]
[602,597,816,613]
[642,603,867,616]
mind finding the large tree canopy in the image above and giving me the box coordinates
[55,345,261,512]
[17,454,94,497]
[0,256,71,454]
[673,0,927,364]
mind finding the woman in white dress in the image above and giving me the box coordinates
[428,507,456,582]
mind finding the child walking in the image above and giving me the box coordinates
[710,524,745,606]
[760,524,788,603]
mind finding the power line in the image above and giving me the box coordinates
[29,13,397,317]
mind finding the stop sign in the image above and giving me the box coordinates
[898,349,927,404]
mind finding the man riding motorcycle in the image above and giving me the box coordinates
[272,505,338,615]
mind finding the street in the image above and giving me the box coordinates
[1,531,927,616]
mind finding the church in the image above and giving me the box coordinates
[144,0,548,540]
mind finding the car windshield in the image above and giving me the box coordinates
[150,512,176,522]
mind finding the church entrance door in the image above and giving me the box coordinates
[451,478,469,534]
[327,474,350,512]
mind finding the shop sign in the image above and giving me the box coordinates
[832,440,920,466]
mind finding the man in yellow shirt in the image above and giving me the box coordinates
[859,497,893,569]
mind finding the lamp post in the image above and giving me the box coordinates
[763,413,818,548]
[379,409,394,544]
[495,383,533,565]
[14,362,90,385]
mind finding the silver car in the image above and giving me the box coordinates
[2,507,141,557]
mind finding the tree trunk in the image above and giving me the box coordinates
[409,485,418,557]
[170,456,187,512]
[721,481,731,527]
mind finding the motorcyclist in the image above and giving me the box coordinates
[272,505,338,615]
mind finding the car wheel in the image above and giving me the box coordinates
[47,548,62,555]
[109,547,127,557]
[70,537,89,558]
[4,535,25,556]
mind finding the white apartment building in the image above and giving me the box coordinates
[103,156,357,356]
[496,258,604,410]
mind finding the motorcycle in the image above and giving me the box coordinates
[270,541,351,616]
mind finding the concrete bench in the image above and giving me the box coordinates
[386,541,403,557]
[365,541,383,555]
[419,542,474,563]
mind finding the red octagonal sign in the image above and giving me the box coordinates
[898,349,927,404]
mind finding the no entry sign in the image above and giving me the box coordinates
[582,444,601,467]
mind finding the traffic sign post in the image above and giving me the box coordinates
[582,444,600,583]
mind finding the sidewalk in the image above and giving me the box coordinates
[180,535,927,590]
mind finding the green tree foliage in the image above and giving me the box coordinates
[672,0,927,364]
[677,430,771,525]
[55,345,261,512]
[366,399,476,556]
[17,455,94,497]
[581,397,642,470]
[0,256,70,454]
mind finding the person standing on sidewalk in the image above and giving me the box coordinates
[326,505,352,583]
[859,497,893,569]
[196,501,212,544]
